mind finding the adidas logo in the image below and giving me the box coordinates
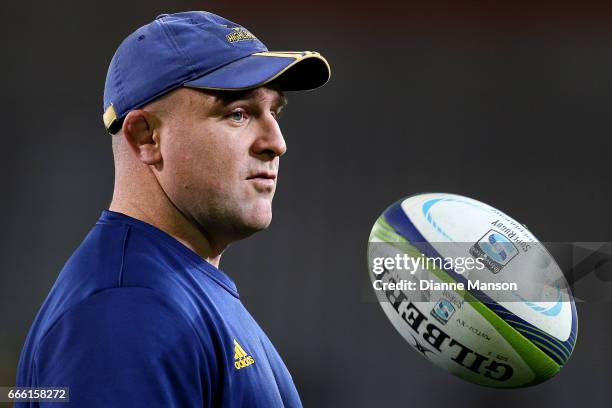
[234,339,255,370]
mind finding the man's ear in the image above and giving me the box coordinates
[121,110,162,165]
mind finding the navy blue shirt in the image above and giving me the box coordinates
[16,210,302,407]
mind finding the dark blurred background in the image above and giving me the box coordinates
[1,1,611,407]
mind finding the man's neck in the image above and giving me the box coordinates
[109,194,224,268]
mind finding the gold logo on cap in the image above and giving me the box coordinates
[226,27,258,43]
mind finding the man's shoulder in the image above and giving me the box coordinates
[17,216,239,386]
[23,287,218,406]
[28,220,227,360]
[28,286,211,366]
[58,218,211,299]
[39,286,201,348]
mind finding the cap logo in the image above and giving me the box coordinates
[225,26,258,43]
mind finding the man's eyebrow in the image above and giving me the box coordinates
[207,88,288,109]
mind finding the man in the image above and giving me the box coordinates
[16,11,330,407]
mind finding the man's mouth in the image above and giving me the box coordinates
[247,172,277,181]
[246,172,277,188]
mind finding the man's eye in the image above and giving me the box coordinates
[229,110,247,122]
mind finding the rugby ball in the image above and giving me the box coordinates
[368,193,577,388]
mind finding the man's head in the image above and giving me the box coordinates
[104,11,329,252]
[115,85,287,241]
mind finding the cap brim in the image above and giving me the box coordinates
[183,51,330,92]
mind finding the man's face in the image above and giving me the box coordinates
[155,85,287,242]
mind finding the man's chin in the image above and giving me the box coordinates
[232,205,273,238]
[243,212,272,234]
[202,200,273,242]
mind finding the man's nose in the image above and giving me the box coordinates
[251,114,287,159]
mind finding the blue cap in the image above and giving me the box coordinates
[103,11,331,133]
